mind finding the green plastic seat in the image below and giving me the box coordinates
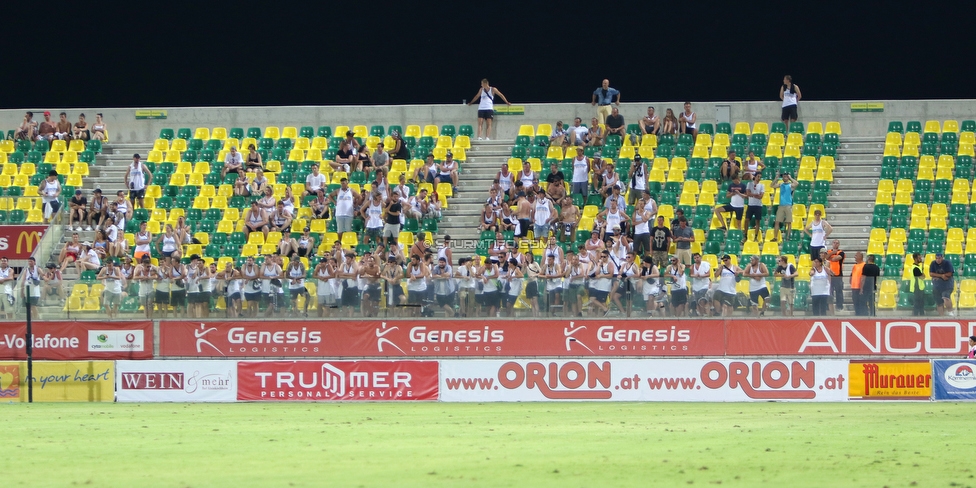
[788,122,804,134]
[887,121,904,134]
[715,123,732,135]
[440,125,455,137]
[299,126,315,139]
[159,128,175,140]
[229,128,245,141]
[906,121,922,133]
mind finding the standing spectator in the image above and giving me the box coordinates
[531,193,557,241]
[631,195,652,256]
[810,257,832,316]
[14,112,37,141]
[690,253,712,317]
[720,150,740,181]
[713,255,740,317]
[360,193,385,247]
[38,111,57,141]
[661,109,679,136]
[930,253,955,316]
[649,216,672,270]
[467,78,511,141]
[73,113,90,140]
[591,79,620,125]
[627,154,646,205]
[97,258,124,319]
[605,107,626,138]
[0,257,15,318]
[304,164,326,197]
[91,113,108,141]
[713,175,746,231]
[21,257,42,308]
[909,253,926,316]
[383,191,402,247]
[39,170,62,225]
[771,173,798,241]
[640,106,660,136]
[672,217,695,265]
[804,209,831,258]
[861,255,881,316]
[744,255,770,317]
[850,251,867,316]
[665,256,688,317]
[549,121,567,147]
[68,189,87,231]
[55,112,73,141]
[825,240,845,313]
[745,173,765,240]
[780,75,801,125]
[329,178,360,235]
[679,102,698,140]
[42,263,64,307]
[556,196,579,243]
[570,146,589,196]
[568,117,590,146]
[124,154,153,209]
[775,255,798,316]
[432,257,456,317]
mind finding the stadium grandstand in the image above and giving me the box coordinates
[0,100,972,320]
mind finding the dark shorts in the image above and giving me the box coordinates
[244,292,262,303]
[170,290,186,305]
[517,219,531,237]
[46,200,61,213]
[407,290,425,305]
[714,290,736,306]
[436,293,455,306]
[589,289,609,303]
[477,109,494,120]
[525,281,539,299]
[933,284,953,301]
[746,206,763,223]
[671,288,688,306]
[227,292,242,302]
[342,287,360,306]
[749,287,770,306]
[129,188,146,200]
[363,284,380,302]
[155,291,170,304]
[782,105,798,121]
[161,250,175,259]
[482,291,499,308]
[692,288,709,305]
[809,246,824,260]
[721,204,744,220]
[187,292,206,304]
[504,293,519,306]
[366,227,381,239]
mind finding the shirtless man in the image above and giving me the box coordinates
[515,193,534,243]
[359,253,381,318]
[557,196,580,243]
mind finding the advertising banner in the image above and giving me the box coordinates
[0,361,113,402]
[116,360,237,402]
[158,320,724,358]
[439,359,849,402]
[848,361,932,400]
[0,321,152,360]
[727,319,976,356]
[237,360,438,401]
[0,225,46,259]
[932,360,976,400]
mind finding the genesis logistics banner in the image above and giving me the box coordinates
[0,321,152,360]
[158,319,976,358]
[439,359,849,402]
[116,360,237,402]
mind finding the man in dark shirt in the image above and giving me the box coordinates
[383,192,403,248]
[68,189,87,231]
[860,254,881,316]
[670,209,686,233]
[545,162,564,185]
[650,216,672,270]
[605,107,626,137]
[930,253,955,316]
[774,255,798,316]
[713,175,747,231]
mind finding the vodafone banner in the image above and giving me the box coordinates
[116,360,236,402]
[726,319,976,356]
[440,359,849,402]
[159,320,724,358]
[0,321,153,360]
[237,361,438,401]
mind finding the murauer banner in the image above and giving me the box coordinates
[116,360,237,402]
[0,321,153,360]
[847,361,932,400]
[237,361,438,401]
[0,361,113,402]
[439,359,849,402]
[158,320,724,358]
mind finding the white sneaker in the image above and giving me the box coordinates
[85,226,92,231]
[947,311,955,317]
[485,137,490,141]
[477,137,483,141]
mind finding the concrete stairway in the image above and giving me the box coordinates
[440,140,512,259]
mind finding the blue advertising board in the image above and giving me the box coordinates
[933,360,976,400]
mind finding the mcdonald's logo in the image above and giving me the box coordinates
[15,230,42,255]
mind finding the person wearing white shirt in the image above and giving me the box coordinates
[304,164,327,197]
[745,173,766,240]
[690,252,712,317]
[223,146,244,177]
[780,75,801,125]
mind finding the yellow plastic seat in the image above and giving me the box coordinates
[152,138,170,152]
[193,127,210,140]
[281,127,298,139]
[903,143,920,157]
[71,163,89,176]
[288,149,305,161]
[169,174,186,186]
[193,162,211,175]
[961,132,975,145]
[923,120,941,134]
[435,135,453,149]
[783,145,801,158]
[869,228,887,243]
[692,145,710,159]
[959,143,976,157]
[948,228,965,243]
[65,174,83,187]
[340,232,359,249]
[43,151,61,164]
[263,127,280,139]
[815,168,833,182]
[640,134,658,148]
[786,133,804,147]
[61,151,78,164]
[824,122,841,135]
[937,154,955,170]
[733,122,751,135]
[867,241,886,256]
[885,132,903,146]
[199,185,216,198]
[517,125,535,137]
[536,124,552,137]
[18,163,35,177]
[806,122,824,135]
[764,145,782,158]
[147,150,163,163]
[710,145,728,159]
[186,173,203,186]
[25,209,43,223]
[877,179,894,194]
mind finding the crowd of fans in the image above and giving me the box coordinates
[14,110,107,142]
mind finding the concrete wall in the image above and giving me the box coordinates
[3,100,975,143]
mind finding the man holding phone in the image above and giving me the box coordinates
[771,172,798,242]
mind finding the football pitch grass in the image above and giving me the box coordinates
[3,402,971,487]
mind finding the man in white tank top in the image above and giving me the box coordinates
[780,75,801,125]
[679,102,697,141]
[531,193,556,242]
[744,255,770,317]
[329,178,360,235]
[466,78,511,140]
[124,154,153,209]
[570,146,590,196]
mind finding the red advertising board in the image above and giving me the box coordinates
[0,321,153,360]
[0,225,46,259]
[726,319,976,356]
[158,320,726,358]
[237,361,438,401]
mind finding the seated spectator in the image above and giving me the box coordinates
[603,185,625,209]
[391,173,411,201]
[639,106,660,136]
[269,201,293,235]
[568,117,590,146]
[310,189,330,219]
[91,113,108,141]
[546,173,566,202]
[38,111,57,141]
[93,229,110,261]
[233,173,250,196]
[68,189,87,231]
[356,145,370,173]
[87,188,107,231]
[222,146,244,177]
[342,130,361,153]
[331,140,354,172]
[479,203,497,232]
[389,130,410,161]
[245,144,263,172]
[78,241,101,271]
[549,121,567,147]
[517,161,538,194]
[280,185,296,216]
[436,152,459,188]
[243,201,269,238]
[679,102,697,140]
[588,117,605,146]
[407,189,431,220]
[661,109,679,136]
[428,188,443,219]
[496,163,515,200]
[55,112,72,141]
[73,113,90,141]
[545,161,564,186]
[720,150,740,181]
[14,111,37,141]
[250,169,269,195]
[59,233,83,273]
[740,150,765,180]
[600,163,621,197]
[257,187,276,211]
[605,107,626,138]
[371,142,390,173]
[304,164,326,197]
